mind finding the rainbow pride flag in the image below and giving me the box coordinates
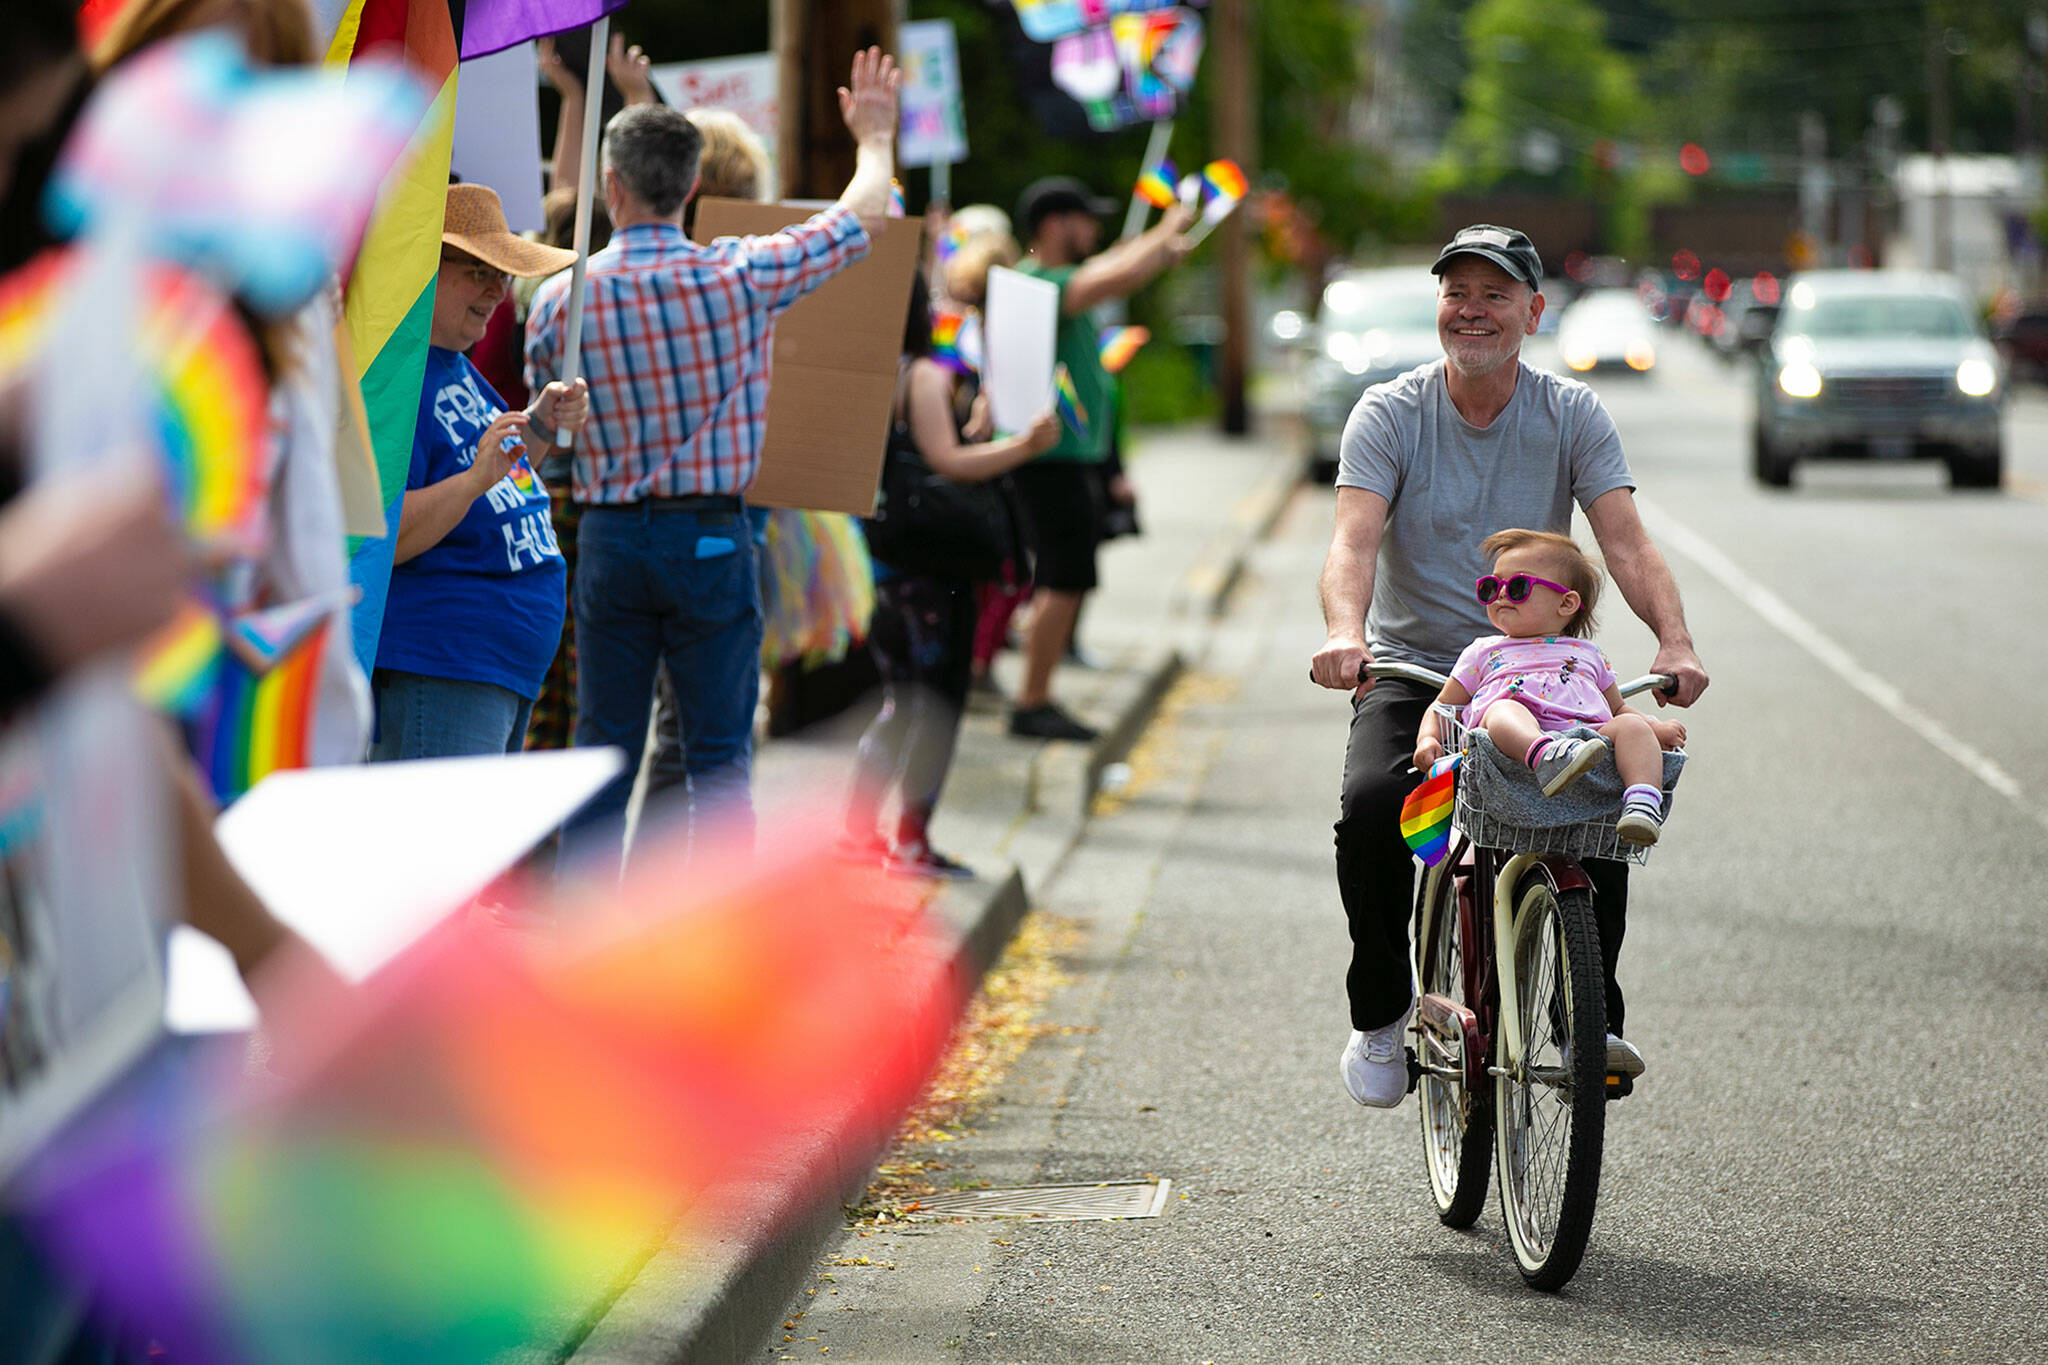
[1203,158,1249,205]
[1053,363,1089,439]
[190,618,332,804]
[930,307,973,376]
[329,0,460,676]
[1135,159,1178,210]
[1098,324,1150,375]
[1399,754,1460,866]
[135,601,225,715]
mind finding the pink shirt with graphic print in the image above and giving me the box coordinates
[1450,634,1616,733]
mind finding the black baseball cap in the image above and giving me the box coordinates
[1016,176,1117,239]
[1431,223,1543,290]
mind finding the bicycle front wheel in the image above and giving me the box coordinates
[1494,877,1606,1291]
[1416,862,1491,1227]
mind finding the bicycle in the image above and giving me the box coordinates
[1366,659,1679,1291]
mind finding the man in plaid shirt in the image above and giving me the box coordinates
[527,48,902,868]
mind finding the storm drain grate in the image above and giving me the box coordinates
[907,1180,1172,1222]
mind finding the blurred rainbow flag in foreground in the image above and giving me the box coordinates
[16,825,960,1364]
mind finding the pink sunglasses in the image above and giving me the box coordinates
[1476,572,1572,605]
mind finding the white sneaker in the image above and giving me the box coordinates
[1340,1006,1412,1108]
[1606,1034,1646,1078]
[1533,736,1609,797]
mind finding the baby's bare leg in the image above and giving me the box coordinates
[1482,698,1543,763]
[1600,712,1662,789]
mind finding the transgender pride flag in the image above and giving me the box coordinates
[459,0,632,59]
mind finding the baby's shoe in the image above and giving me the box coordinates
[1532,736,1608,797]
[1616,792,1663,846]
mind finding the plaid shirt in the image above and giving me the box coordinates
[524,207,869,505]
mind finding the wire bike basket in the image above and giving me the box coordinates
[1436,704,1683,868]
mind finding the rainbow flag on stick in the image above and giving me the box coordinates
[1134,160,1178,210]
[328,0,460,676]
[1053,363,1088,439]
[1098,325,1150,375]
[1399,754,1460,866]
[190,618,332,804]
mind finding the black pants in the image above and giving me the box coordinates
[849,575,977,843]
[1335,678,1631,1035]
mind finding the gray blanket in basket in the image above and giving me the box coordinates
[1462,726,1686,830]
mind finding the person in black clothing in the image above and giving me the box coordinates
[845,273,1058,877]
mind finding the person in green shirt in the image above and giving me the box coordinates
[1009,177,1193,741]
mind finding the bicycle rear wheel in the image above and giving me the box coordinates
[1416,863,1492,1227]
[1494,878,1606,1291]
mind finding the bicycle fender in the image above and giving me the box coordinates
[1530,855,1593,896]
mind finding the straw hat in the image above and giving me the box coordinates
[442,184,578,278]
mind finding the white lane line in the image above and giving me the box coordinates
[1637,495,2047,830]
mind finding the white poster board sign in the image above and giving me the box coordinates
[898,19,968,169]
[450,41,544,233]
[648,53,780,194]
[983,266,1061,436]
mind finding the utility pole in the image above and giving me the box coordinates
[1926,14,1954,272]
[771,0,899,199]
[1213,0,1256,436]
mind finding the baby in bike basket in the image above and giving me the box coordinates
[1414,529,1686,844]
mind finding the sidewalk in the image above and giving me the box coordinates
[555,423,1307,1365]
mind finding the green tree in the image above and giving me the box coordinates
[1436,0,1643,194]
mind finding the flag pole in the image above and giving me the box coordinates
[1120,117,1173,242]
[558,14,611,447]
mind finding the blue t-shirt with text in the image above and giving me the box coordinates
[376,347,566,698]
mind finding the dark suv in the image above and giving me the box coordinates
[1752,271,2004,489]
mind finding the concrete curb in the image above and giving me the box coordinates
[562,443,1305,1364]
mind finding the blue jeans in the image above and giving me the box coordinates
[566,503,760,870]
[369,670,533,760]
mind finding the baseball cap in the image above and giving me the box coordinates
[1015,176,1117,239]
[1431,223,1543,291]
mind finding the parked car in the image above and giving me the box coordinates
[1992,304,2048,381]
[1555,288,1657,374]
[1752,271,2004,489]
[1710,280,1780,364]
[1302,268,1442,479]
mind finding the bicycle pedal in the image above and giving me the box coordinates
[1405,1046,1421,1095]
[1605,1072,1635,1100]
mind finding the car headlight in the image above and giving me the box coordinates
[1956,357,1998,397]
[1777,360,1823,399]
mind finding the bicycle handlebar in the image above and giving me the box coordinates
[1356,660,1677,702]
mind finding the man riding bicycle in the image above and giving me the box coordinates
[1308,225,1709,1108]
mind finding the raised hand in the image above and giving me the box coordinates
[607,32,656,105]
[837,46,901,147]
[536,36,580,95]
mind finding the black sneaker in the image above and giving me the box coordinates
[1008,703,1099,742]
[885,841,976,880]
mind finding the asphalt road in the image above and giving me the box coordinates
[778,335,2048,1363]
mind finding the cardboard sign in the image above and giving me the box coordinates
[692,199,926,514]
[898,20,969,169]
[983,265,1062,436]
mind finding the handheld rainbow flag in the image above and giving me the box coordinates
[0,253,272,549]
[1202,158,1250,205]
[1098,325,1150,375]
[1053,363,1089,439]
[134,601,225,715]
[930,307,974,376]
[1135,159,1179,210]
[224,589,357,674]
[190,617,332,804]
[1399,754,1461,866]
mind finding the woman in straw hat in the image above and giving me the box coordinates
[370,182,590,760]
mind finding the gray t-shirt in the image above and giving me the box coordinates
[1335,358,1635,671]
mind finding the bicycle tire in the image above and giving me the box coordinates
[1416,864,1492,1227]
[1494,879,1606,1291]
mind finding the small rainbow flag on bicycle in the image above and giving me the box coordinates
[1399,754,1460,866]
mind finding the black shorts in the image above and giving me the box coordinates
[1009,460,1103,593]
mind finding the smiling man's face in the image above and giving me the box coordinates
[1436,256,1543,379]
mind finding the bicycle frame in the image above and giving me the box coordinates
[1414,832,1594,1087]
